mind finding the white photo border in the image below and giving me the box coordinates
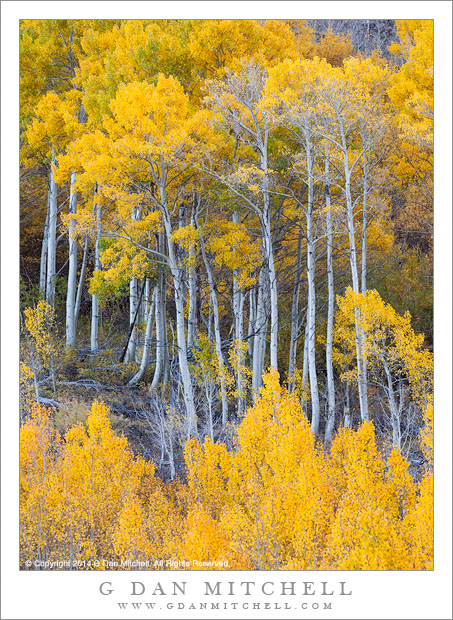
[2,2,451,619]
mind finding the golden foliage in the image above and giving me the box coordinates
[19,19,433,572]
[20,361,36,416]
[314,28,355,67]
[24,301,61,392]
[20,402,155,567]
[334,287,433,409]
[21,374,432,570]
[188,20,296,77]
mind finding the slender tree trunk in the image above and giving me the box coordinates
[324,159,336,446]
[162,305,169,387]
[198,227,229,425]
[187,209,197,350]
[46,157,58,307]
[65,172,78,347]
[361,149,369,294]
[383,359,401,449]
[306,210,320,435]
[159,176,196,436]
[124,277,138,363]
[261,144,278,371]
[248,287,256,361]
[206,385,215,441]
[305,129,320,436]
[187,265,197,350]
[39,207,49,298]
[90,194,101,353]
[287,226,303,393]
[360,149,370,424]
[120,280,146,363]
[340,125,369,422]
[125,206,144,363]
[207,295,213,340]
[143,277,151,323]
[74,234,89,335]
[129,284,156,386]
[252,268,267,397]
[235,287,246,416]
[301,318,309,416]
[232,278,245,342]
[233,211,245,415]
[262,215,278,370]
[150,241,166,393]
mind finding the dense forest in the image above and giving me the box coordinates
[20,19,433,570]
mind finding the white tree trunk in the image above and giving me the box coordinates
[261,214,278,371]
[124,276,138,363]
[383,359,401,450]
[90,198,102,353]
[341,129,369,422]
[125,206,144,362]
[143,277,151,323]
[305,131,320,436]
[162,306,170,388]
[248,287,256,361]
[287,226,303,393]
[306,206,320,436]
[324,161,336,446]
[361,150,369,294]
[187,265,197,350]
[129,284,156,386]
[206,385,215,441]
[74,234,89,335]
[187,210,197,350]
[150,248,166,393]
[360,149,370,423]
[198,227,229,425]
[65,172,78,347]
[236,287,246,416]
[301,315,309,416]
[39,206,49,298]
[260,140,278,371]
[160,178,196,436]
[233,211,245,416]
[46,158,58,307]
[252,268,267,397]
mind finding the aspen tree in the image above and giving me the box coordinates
[205,61,280,373]
[65,172,78,346]
[100,76,200,433]
[129,285,156,386]
[287,227,303,394]
[205,212,260,414]
[90,193,102,354]
[196,221,229,424]
[323,153,337,445]
[265,57,330,434]
[148,235,167,393]
[310,66,370,421]
[334,287,433,447]
[22,21,90,331]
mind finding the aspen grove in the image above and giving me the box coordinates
[20,19,433,570]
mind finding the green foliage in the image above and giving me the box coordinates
[373,248,433,343]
